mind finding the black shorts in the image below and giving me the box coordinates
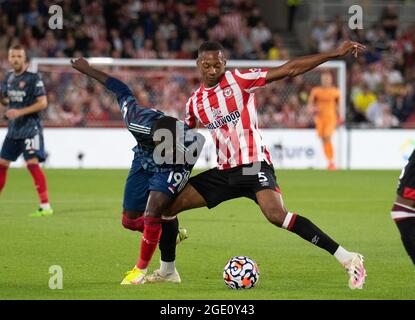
[189,161,280,209]
[398,150,415,201]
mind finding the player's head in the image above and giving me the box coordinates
[197,41,226,88]
[8,44,27,73]
[153,116,179,142]
[321,71,333,87]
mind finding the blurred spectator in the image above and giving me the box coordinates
[268,34,290,60]
[393,84,415,123]
[366,92,397,128]
[287,0,302,32]
[353,84,377,122]
[363,63,383,92]
[310,20,326,53]
[381,4,399,40]
[251,21,272,46]
[1,1,414,129]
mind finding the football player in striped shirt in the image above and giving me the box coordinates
[0,45,53,217]
[149,41,368,289]
[391,149,415,264]
[71,58,205,284]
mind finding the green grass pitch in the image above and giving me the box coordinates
[0,169,414,300]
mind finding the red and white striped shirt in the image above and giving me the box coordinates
[185,68,273,170]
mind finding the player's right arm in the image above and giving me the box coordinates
[0,93,8,106]
[71,57,133,107]
[71,57,109,85]
[0,76,9,106]
[1,77,9,122]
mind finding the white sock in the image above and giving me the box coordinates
[136,266,147,273]
[40,203,51,210]
[334,246,354,265]
[160,260,175,276]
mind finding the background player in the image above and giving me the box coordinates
[0,44,53,217]
[307,71,341,170]
[146,40,368,290]
[70,57,204,284]
[391,149,415,264]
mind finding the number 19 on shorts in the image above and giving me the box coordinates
[167,169,190,194]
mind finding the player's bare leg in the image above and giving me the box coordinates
[121,191,175,285]
[321,135,335,170]
[26,157,53,217]
[392,195,415,264]
[256,189,366,289]
[168,184,207,215]
[0,158,10,195]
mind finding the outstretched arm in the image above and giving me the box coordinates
[71,57,133,103]
[265,40,366,83]
[71,57,110,85]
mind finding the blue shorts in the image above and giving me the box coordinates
[123,164,191,212]
[0,133,46,162]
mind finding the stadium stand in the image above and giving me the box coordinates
[0,0,414,128]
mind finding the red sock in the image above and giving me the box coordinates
[122,213,144,232]
[27,164,48,204]
[136,217,162,270]
[0,164,8,193]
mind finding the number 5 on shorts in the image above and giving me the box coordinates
[258,172,268,183]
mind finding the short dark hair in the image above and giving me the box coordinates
[153,116,178,132]
[198,41,225,57]
[152,116,179,143]
[9,44,25,52]
[152,116,182,164]
[9,44,29,62]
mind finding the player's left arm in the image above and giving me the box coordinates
[265,40,365,83]
[5,96,47,120]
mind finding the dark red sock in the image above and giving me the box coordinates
[27,164,48,204]
[0,164,8,193]
[122,213,144,232]
[136,217,162,269]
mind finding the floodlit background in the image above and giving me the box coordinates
[0,0,414,300]
[0,0,414,169]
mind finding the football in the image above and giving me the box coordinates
[223,256,259,289]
